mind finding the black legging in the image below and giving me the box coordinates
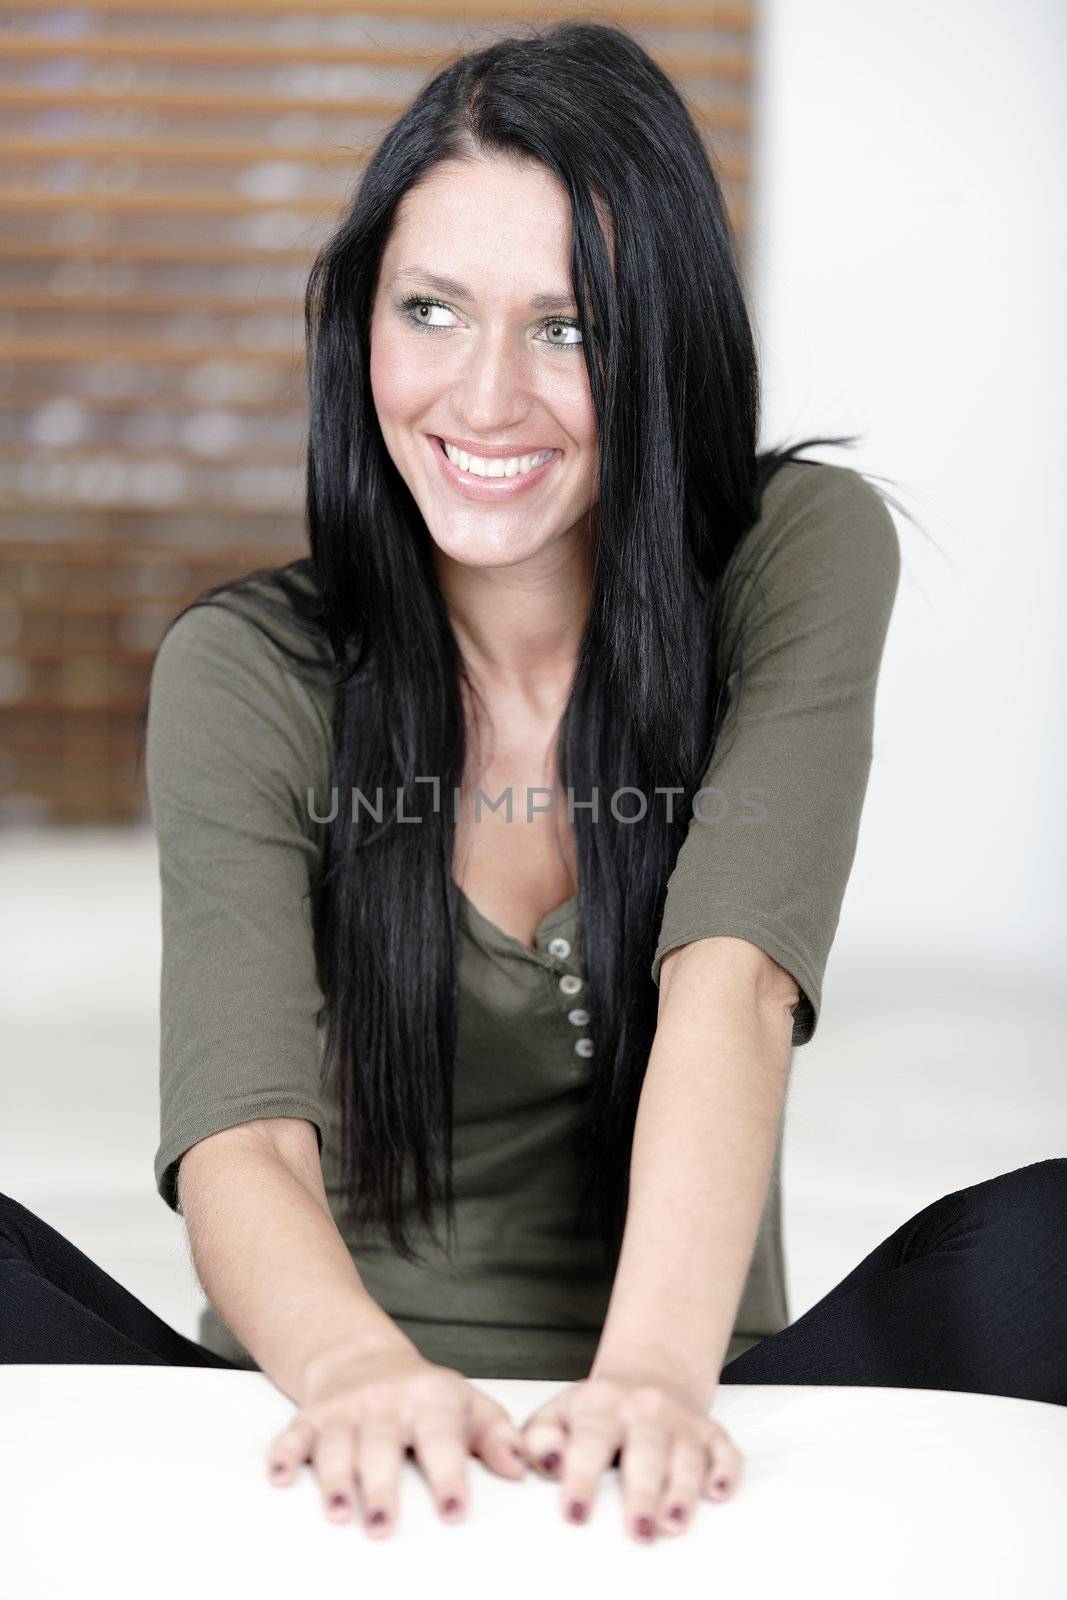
[1,1159,1064,1406]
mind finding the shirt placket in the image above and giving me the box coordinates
[542,933,594,1063]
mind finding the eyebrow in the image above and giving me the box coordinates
[388,267,576,311]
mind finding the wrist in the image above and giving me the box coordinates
[299,1325,422,1405]
[589,1341,718,1415]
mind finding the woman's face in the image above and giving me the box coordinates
[369,155,598,570]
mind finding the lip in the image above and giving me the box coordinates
[426,433,561,502]
[435,433,558,458]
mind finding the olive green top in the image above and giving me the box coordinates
[146,460,900,1379]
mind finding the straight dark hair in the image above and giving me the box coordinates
[142,21,889,1274]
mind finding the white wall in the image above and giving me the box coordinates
[748,0,1067,995]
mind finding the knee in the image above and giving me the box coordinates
[971,1158,1067,1246]
[0,1192,38,1241]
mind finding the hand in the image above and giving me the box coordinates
[519,1367,742,1542]
[265,1340,527,1536]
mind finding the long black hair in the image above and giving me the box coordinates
[140,21,897,1274]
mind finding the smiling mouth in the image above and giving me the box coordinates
[433,435,561,479]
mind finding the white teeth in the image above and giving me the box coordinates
[442,440,555,478]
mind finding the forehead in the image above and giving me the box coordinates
[381,156,574,297]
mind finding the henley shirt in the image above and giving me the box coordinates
[145,459,901,1378]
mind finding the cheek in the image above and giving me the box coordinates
[537,365,597,467]
[369,326,433,423]
[562,392,598,486]
[550,357,595,435]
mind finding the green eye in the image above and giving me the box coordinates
[399,295,584,351]
[404,298,454,328]
[538,320,583,348]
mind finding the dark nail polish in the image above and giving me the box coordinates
[366,1508,387,1527]
[637,1514,655,1540]
[541,1451,561,1474]
[568,1500,587,1523]
[442,1495,462,1516]
[714,1478,729,1494]
[510,1446,525,1463]
[329,1493,348,1511]
[669,1503,686,1522]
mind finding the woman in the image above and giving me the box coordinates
[2,20,1063,1546]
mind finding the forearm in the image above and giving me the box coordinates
[590,937,795,1411]
[178,1135,419,1405]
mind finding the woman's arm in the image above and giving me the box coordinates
[593,465,901,1405]
[145,602,419,1402]
[589,934,796,1411]
[178,1117,420,1404]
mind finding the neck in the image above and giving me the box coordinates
[434,522,595,713]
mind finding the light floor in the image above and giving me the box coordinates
[2,827,1064,1351]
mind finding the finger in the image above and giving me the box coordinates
[266,1416,315,1486]
[312,1419,359,1522]
[655,1434,708,1535]
[353,1417,403,1537]
[619,1414,672,1544]
[466,1391,528,1480]
[557,1387,622,1524]
[702,1421,744,1501]
[409,1392,470,1522]
[522,1415,568,1478]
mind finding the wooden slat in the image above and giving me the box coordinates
[0,291,300,312]
[0,705,158,724]
[2,188,359,215]
[0,444,300,465]
[2,539,301,564]
[0,241,314,262]
[0,137,378,164]
[7,647,159,663]
[2,183,747,215]
[2,340,302,362]
[0,34,753,80]
[0,86,749,129]
[0,498,302,513]
[8,0,753,30]
[0,85,452,117]
[0,136,751,178]
[0,392,303,413]
[4,596,216,615]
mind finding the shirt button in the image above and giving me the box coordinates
[574,1037,595,1058]
[547,936,572,959]
[567,1007,590,1026]
[559,973,583,996]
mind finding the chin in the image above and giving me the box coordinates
[425,524,550,569]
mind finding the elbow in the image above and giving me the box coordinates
[657,935,801,1031]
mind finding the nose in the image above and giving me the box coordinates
[451,322,532,436]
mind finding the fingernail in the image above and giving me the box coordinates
[669,1503,686,1521]
[714,1477,729,1494]
[541,1451,561,1474]
[568,1500,587,1523]
[269,1462,287,1477]
[442,1495,462,1517]
[366,1507,387,1528]
[636,1514,655,1540]
[328,1493,349,1514]
[510,1445,526,1464]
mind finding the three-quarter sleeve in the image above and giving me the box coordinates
[145,599,334,1212]
[650,462,901,1044]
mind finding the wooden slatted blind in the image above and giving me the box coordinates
[0,0,754,823]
